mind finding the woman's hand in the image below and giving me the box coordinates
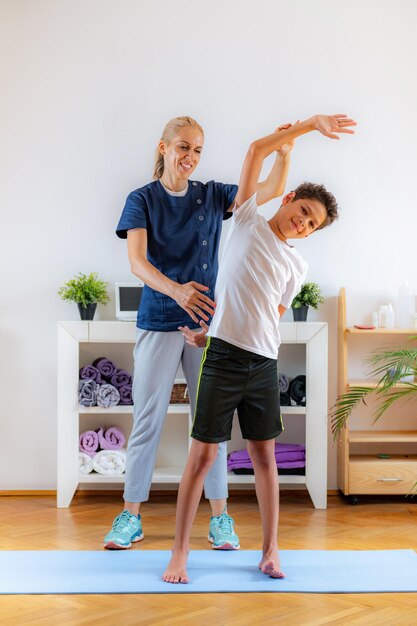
[313,114,356,140]
[173,282,215,323]
[178,321,209,347]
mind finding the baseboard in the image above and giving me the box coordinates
[0,488,341,497]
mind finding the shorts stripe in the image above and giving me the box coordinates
[190,335,211,435]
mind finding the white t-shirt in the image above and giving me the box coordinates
[208,194,308,359]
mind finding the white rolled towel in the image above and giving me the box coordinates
[93,448,127,475]
[79,452,94,474]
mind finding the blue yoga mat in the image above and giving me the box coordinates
[1,550,416,594]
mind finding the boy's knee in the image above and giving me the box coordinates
[247,443,274,466]
[190,443,218,474]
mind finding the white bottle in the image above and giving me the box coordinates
[386,302,395,329]
[378,305,388,328]
[398,281,415,328]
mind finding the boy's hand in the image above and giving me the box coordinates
[314,114,356,140]
[178,321,209,348]
[275,122,298,156]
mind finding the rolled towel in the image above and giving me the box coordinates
[96,384,120,408]
[278,373,290,393]
[96,426,126,450]
[79,430,99,457]
[93,448,127,475]
[79,365,102,384]
[92,357,117,382]
[280,391,291,406]
[78,379,99,407]
[110,369,132,389]
[118,384,133,405]
[79,452,94,474]
[289,375,306,406]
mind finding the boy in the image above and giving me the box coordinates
[163,113,356,583]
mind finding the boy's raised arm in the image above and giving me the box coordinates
[235,114,356,208]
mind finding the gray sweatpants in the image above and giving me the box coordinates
[123,329,229,503]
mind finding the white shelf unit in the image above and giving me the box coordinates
[57,321,328,509]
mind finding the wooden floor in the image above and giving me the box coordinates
[1,491,417,625]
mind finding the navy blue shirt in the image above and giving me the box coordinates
[116,179,237,331]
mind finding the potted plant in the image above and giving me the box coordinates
[291,282,324,321]
[58,272,110,320]
[330,339,417,492]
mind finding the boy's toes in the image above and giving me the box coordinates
[270,568,285,579]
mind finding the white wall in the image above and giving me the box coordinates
[1,0,416,490]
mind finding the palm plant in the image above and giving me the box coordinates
[330,337,417,493]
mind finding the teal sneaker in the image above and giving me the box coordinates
[104,510,144,550]
[208,508,240,550]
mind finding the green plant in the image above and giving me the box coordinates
[330,338,417,493]
[58,272,110,308]
[292,282,324,310]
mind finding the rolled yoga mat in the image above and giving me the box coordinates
[1,550,416,594]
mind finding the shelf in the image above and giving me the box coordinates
[59,320,328,509]
[78,404,190,414]
[347,328,417,335]
[346,380,414,389]
[79,471,307,485]
[79,404,303,415]
[349,430,417,443]
[227,473,306,485]
[281,406,306,414]
[350,454,417,463]
[79,473,126,483]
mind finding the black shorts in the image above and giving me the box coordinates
[191,337,283,443]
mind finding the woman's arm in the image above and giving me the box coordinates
[127,229,216,323]
[235,114,356,208]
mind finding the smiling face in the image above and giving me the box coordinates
[275,192,328,240]
[159,126,204,184]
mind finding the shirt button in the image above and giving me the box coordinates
[198,215,204,221]
[202,240,207,246]
[192,182,197,187]
[196,199,202,204]
[202,263,208,270]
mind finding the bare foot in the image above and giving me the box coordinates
[162,549,189,584]
[259,550,285,579]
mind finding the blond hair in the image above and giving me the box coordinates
[153,116,204,180]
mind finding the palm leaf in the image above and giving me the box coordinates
[330,386,374,437]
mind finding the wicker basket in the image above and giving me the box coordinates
[170,383,189,404]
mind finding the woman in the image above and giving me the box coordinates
[104,116,291,550]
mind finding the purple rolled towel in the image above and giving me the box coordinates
[92,357,117,382]
[79,430,99,457]
[96,426,126,450]
[118,384,133,405]
[79,365,102,384]
[96,383,120,408]
[78,379,98,406]
[110,369,132,389]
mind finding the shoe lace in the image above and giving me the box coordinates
[217,512,234,536]
[113,510,134,532]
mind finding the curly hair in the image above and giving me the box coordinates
[292,182,339,230]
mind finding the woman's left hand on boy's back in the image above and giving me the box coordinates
[178,321,209,348]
